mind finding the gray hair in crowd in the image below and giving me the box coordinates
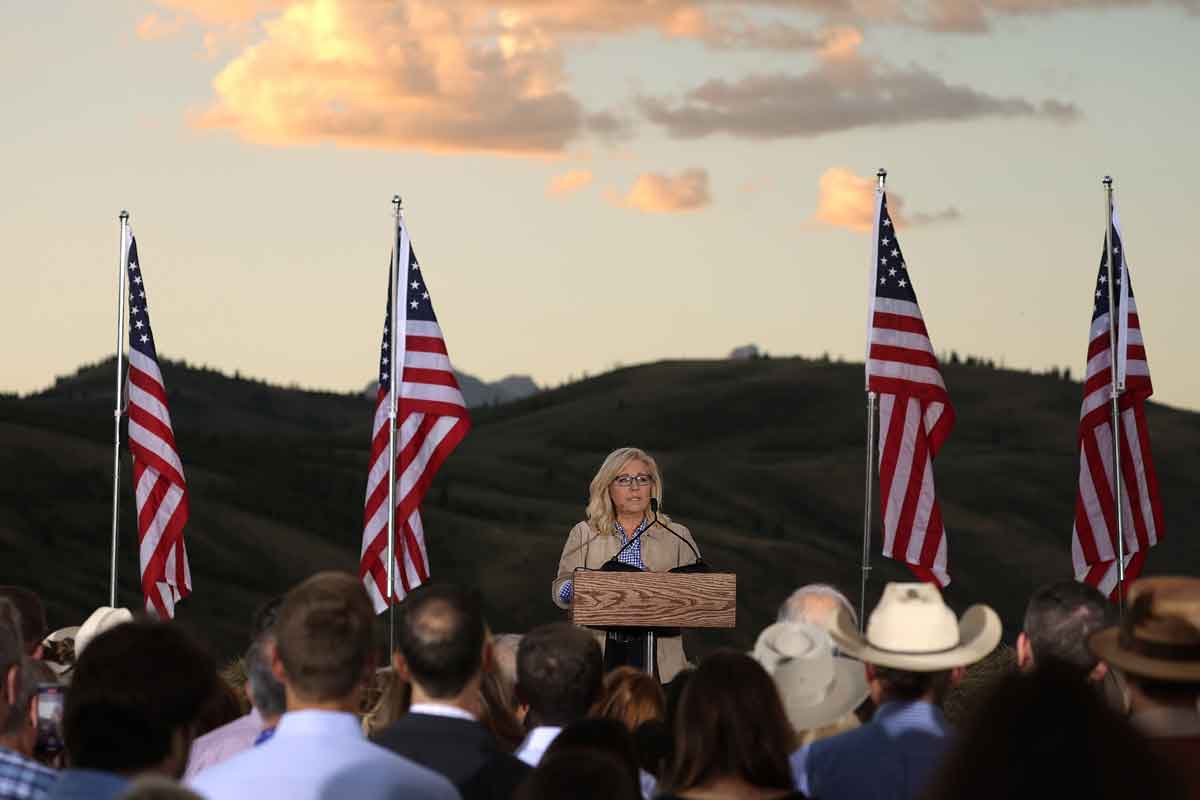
[245,597,286,717]
[778,584,858,632]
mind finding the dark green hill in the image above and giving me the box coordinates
[2,356,1198,662]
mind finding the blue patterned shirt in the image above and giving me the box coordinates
[0,746,56,800]
[558,518,649,604]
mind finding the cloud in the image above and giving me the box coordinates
[639,51,1081,140]
[148,0,290,25]
[186,0,617,156]
[547,169,594,196]
[811,167,960,232]
[136,12,189,40]
[610,169,712,213]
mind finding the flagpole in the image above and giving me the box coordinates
[860,168,886,631]
[109,211,130,608]
[1102,176,1127,608]
[386,195,403,653]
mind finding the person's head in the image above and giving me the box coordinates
[543,718,641,795]
[778,584,857,633]
[1018,580,1115,680]
[516,622,603,728]
[662,651,795,796]
[361,667,411,738]
[1089,576,1200,712]
[830,582,1001,707]
[272,571,375,707]
[65,620,219,778]
[395,584,487,701]
[752,621,868,743]
[594,666,665,732]
[245,596,286,720]
[0,588,44,657]
[478,666,526,751]
[586,447,663,532]
[3,657,55,756]
[515,749,641,800]
[924,665,1187,800]
[491,633,523,709]
[0,600,27,737]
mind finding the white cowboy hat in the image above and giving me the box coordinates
[830,583,1001,672]
[753,621,869,732]
[74,607,134,659]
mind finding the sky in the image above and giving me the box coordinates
[4,0,1199,409]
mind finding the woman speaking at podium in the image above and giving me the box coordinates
[551,446,701,682]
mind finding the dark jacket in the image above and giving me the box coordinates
[373,711,530,800]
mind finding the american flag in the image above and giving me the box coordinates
[360,221,471,612]
[1071,210,1163,600]
[124,230,192,618]
[866,192,955,586]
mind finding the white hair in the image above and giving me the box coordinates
[779,584,858,630]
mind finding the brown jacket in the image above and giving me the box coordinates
[552,519,700,683]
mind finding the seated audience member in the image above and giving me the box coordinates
[0,600,57,800]
[923,664,1186,800]
[48,620,220,800]
[515,749,640,800]
[1018,580,1116,681]
[0,589,46,657]
[541,718,641,798]
[186,597,286,779]
[753,621,868,747]
[373,584,529,800]
[595,667,666,733]
[479,669,525,754]
[1090,576,1200,795]
[513,622,603,767]
[361,668,411,739]
[657,651,802,800]
[490,634,523,716]
[791,582,1001,800]
[190,571,458,800]
[778,585,858,635]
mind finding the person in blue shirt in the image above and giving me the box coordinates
[790,583,1001,800]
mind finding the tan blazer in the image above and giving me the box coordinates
[551,519,701,683]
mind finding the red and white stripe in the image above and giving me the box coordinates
[359,239,470,613]
[1071,223,1161,600]
[127,336,191,619]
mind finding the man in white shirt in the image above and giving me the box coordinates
[191,572,459,800]
[513,623,603,767]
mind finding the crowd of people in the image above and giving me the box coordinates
[2,571,1200,800]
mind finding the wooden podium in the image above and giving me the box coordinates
[569,570,737,676]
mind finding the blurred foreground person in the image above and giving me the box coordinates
[515,749,640,800]
[49,620,219,800]
[514,623,603,766]
[186,597,286,779]
[0,599,57,800]
[923,665,1185,800]
[1091,576,1200,797]
[657,651,802,800]
[539,718,642,798]
[752,622,868,747]
[191,571,458,800]
[791,583,1001,800]
[374,584,528,800]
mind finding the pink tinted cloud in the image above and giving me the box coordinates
[812,168,960,232]
[547,169,594,196]
[611,169,712,213]
[136,12,189,40]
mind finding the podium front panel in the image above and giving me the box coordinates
[570,571,736,629]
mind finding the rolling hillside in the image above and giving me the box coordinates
[3,356,1199,662]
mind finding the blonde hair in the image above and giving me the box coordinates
[586,447,667,535]
[594,666,666,731]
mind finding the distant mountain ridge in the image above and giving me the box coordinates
[3,355,1199,662]
[363,370,538,408]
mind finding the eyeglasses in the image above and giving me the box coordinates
[612,474,653,488]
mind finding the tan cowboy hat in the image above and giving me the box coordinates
[830,582,1001,672]
[1089,576,1200,682]
[74,607,134,659]
[753,621,869,732]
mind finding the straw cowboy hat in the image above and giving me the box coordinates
[829,583,1001,672]
[1089,576,1200,682]
[74,606,134,660]
[753,621,869,732]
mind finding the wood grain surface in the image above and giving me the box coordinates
[570,571,736,628]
